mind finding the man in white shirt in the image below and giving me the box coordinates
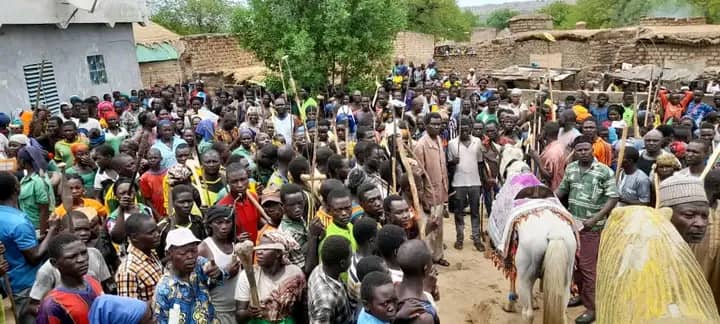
[76,105,101,134]
[448,116,484,251]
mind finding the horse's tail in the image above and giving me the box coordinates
[543,236,570,324]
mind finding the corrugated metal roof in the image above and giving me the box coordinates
[136,43,178,63]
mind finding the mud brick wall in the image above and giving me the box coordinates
[180,33,261,79]
[140,60,182,87]
[393,31,435,66]
[508,15,553,34]
[640,16,706,26]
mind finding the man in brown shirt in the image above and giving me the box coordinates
[413,112,450,266]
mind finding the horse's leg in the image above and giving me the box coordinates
[515,246,537,323]
[502,276,519,313]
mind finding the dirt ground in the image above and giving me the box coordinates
[436,215,585,323]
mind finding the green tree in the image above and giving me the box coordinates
[484,8,518,29]
[406,0,478,41]
[152,0,234,35]
[539,1,574,28]
[232,0,406,91]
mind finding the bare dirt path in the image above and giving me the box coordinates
[436,216,585,323]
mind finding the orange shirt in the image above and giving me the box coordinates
[55,198,108,219]
[592,138,613,166]
[20,111,33,135]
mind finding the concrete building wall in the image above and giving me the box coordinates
[0,24,142,113]
[140,60,183,87]
[393,32,435,66]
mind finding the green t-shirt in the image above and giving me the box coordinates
[18,173,55,228]
[622,105,635,127]
[476,111,498,125]
[320,221,357,283]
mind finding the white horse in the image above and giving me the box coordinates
[495,182,577,324]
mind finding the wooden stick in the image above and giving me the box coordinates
[0,242,18,324]
[644,68,654,128]
[654,172,661,209]
[398,142,423,239]
[701,140,720,180]
[633,91,641,138]
[547,69,556,121]
[245,190,273,225]
[615,126,629,182]
[234,241,260,307]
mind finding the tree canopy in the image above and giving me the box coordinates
[483,8,519,30]
[151,0,235,35]
[405,0,479,41]
[539,0,718,29]
[232,0,406,92]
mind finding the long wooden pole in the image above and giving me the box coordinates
[615,126,629,182]
[701,141,720,180]
[398,142,423,239]
[0,242,17,323]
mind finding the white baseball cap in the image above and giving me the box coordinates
[165,228,200,251]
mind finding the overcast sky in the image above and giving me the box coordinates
[457,0,527,7]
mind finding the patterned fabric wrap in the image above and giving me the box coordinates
[596,206,720,323]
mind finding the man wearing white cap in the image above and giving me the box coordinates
[659,174,710,244]
[152,228,227,324]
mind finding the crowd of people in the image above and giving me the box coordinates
[0,60,717,324]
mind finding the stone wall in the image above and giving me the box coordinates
[508,14,553,33]
[180,33,261,80]
[393,31,435,65]
[140,60,182,87]
[640,16,706,26]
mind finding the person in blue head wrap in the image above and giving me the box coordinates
[89,295,154,324]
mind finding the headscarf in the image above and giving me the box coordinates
[656,152,681,170]
[166,164,193,186]
[195,119,215,142]
[69,95,82,104]
[89,295,148,324]
[0,113,11,128]
[239,127,255,140]
[97,101,114,120]
[104,111,119,120]
[256,230,300,265]
[18,146,48,172]
[70,142,89,158]
[9,134,28,146]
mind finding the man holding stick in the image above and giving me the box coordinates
[413,112,450,267]
[448,116,484,252]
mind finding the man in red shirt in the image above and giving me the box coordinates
[216,162,260,242]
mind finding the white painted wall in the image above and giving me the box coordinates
[0,0,148,26]
[0,23,142,114]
